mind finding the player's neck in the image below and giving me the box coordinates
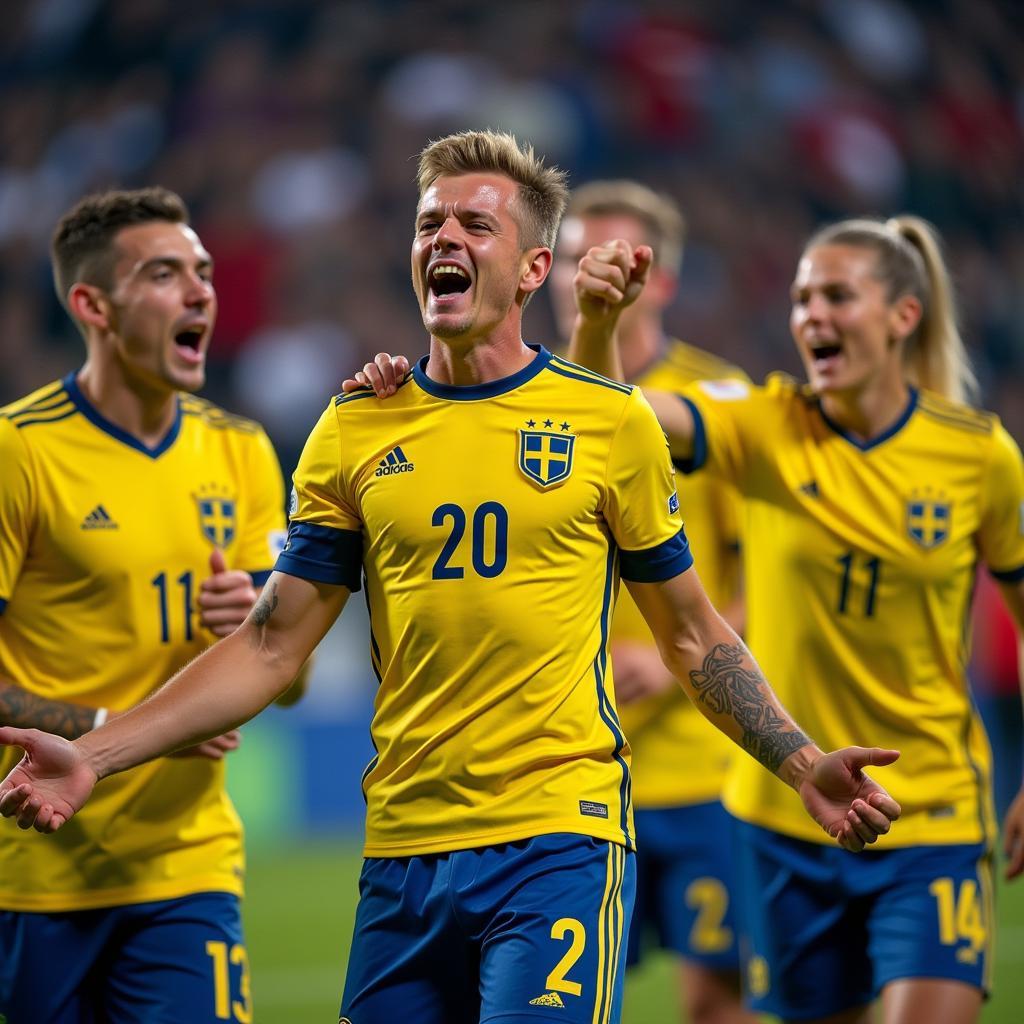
[618,318,667,382]
[818,375,911,443]
[77,359,179,447]
[425,330,535,386]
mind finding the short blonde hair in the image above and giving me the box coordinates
[417,130,569,250]
[805,215,977,405]
[566,180,685,277]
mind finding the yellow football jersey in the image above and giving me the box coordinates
[277,346,691,858]
[0,374,286,911]
[613,340,748,808]
[681,373,1024,847]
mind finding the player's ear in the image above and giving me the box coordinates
[68,283,114,332]
[518,247,553,297]
[888,292,922,346]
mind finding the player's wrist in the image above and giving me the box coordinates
[92,707,108,731]
[574,307,622,339]
[776,742,824,790]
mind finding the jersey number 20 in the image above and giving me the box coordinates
[431,502,509,579]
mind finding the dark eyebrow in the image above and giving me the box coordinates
[138,255,214,274]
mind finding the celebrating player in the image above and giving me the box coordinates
[569,216,1024,1024]
[0,188,297,1023]
[1,135,900,1024]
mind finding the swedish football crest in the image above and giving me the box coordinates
[907,494,951,549]
[195,487,237,547]
[518,429,575,488]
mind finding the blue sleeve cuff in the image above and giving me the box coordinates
[671,397,707,475]
[620,528,694,583]
[990,563,1024,583]
[274,521,363,591]
[248,569,273,587]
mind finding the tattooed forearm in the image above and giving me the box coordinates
[688,642,810,773]
[0,681,96,739]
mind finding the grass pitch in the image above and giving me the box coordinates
[243,839,1024,1023]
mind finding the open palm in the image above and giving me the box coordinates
[798,746,901,852]
[0,727,98,833]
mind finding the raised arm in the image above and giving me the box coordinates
[567,239,696,459]
[0,571,349,832]
[626,568,901,852]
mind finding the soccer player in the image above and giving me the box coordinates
[553,183,753,1024]
[0,187,295,1023]
[352,185,754,1024]
[569,218,1024,1024]
[1,133,901,1024]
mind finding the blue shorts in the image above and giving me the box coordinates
[0,892,249,1024]
[628,801,740,971]
[733,819,993,1020]
[340,833,636,1024]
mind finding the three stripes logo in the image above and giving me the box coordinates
[80,505,118,530]
[375,445,414,477]
[528,992,566,1007]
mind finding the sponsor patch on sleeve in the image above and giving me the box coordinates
[698,379,750,401]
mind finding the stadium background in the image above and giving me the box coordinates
[2,1,1022,1020]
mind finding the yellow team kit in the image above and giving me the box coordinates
[680,373,1024,848]
[0,374,285,911]
[277,347,692,858]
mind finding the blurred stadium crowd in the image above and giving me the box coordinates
[1,0,1021,472]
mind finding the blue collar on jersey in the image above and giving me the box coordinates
[412,344,553,400]
[64,370,183,459]
[816,386,919,451]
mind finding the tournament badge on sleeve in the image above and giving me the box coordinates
[194,486,237,547]
[517,425,576,489]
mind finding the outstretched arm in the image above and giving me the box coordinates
[997,577,1024,879]
[626,568,901,851]
[197,547,312,707]
[0,571,349,832]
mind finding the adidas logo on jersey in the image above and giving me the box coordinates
[375,445,414,476]
[528,992,566,1007]
[80,505,118,530]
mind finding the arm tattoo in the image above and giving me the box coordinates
[0,681,96,739]
[251,583,279,628]
[689,642,810,773]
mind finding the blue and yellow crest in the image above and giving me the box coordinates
[907,494,951,549]
[195,487,237,547]
[518,429,575,488]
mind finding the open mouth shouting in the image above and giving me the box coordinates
[807,340,843,376]
[427,261,472,307]
[173,322,208,365]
